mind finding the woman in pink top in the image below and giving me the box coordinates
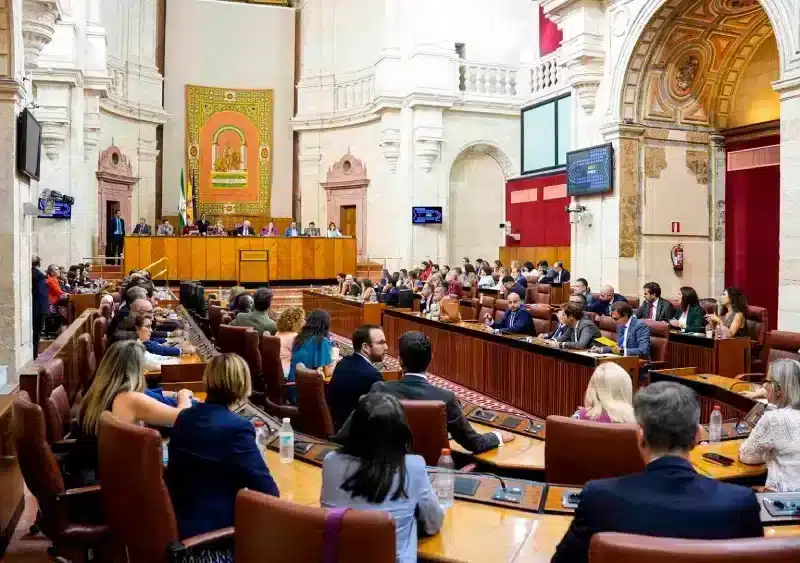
[573,363,636,423]
[275,306,305,376]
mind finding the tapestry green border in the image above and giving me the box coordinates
[186,85,274,217]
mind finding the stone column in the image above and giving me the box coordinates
[136,136,160,227]
[709,133,726,298]
[297,141,323,227]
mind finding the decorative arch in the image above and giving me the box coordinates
[608,0,792,123]
[321,154,369,259]
[212,125,246,144]
[448,141,513,180]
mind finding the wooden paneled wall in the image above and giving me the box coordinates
[0,393,23,557]
[160,216,294,234]
[125,237,356,282]
[499,246,571,269]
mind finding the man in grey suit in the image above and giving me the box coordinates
[303,221,321,237]
[231,287,277,335]
[549,303,601,350]
[636,282,676,322]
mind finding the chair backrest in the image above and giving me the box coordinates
[535,283,552,305]
[745,306,768,345]
[260,335,289,408]
[525,273,539,285]
[524,285,537,305]
[640,320,669,363]
[97,412,179,563]
[77,332,97,393]
[44,385,71,443]
[99,301,112,319]
[208,304,225,341]
[699,298,717,315]
[235,490,396,563]
[624,296,640,310]
[597,316,618,340]
[589,532,800,563]
[93,316,108,365]
[478,296,495,320]
[399,400,449,466]
[528,304,553,335]
[765,330,800,364]
[545,415,645,486]
[294,364,334,439]
[493,299,508,323]
[12,391,65,538]
[218,324,263,394]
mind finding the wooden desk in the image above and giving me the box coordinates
[666,333,751,377]
[450,422,546,471]
[124,236,356,282]
[689,439,766,481]
[302,290,384,339]
[382,310,640,418]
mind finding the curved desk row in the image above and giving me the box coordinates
[302,291,383,340]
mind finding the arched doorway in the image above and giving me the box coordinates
[610,0,782,326]
[448,143,510,265]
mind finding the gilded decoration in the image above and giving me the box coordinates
[715,200,726,242]
[686,131,710,144]
[619,138,640,258]
[645,128,670,140]
[685,149,710,185]
[644,146,668,179]
[186,85,274,216]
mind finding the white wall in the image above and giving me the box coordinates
[163,0,295,217]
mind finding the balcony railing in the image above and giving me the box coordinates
[530,52,561,97]
[459,63,518,96]
[334,72,376,112]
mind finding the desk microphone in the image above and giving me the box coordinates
[427,467,508,491]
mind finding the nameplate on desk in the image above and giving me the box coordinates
[472,409,498,423]
[240,250,268,261]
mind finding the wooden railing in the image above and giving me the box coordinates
[81,256,122,280]
[142,256,169,281]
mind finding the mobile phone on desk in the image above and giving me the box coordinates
[701,452,735,467]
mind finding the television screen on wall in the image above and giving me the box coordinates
[412,206,443,225]
[566,143,613,196]
[17,108,42,181]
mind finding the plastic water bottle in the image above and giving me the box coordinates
[709,404,723,443]
[435,448,455,509]
[279,418,294,464]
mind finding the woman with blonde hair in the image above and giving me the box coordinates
[67,340,193,484]
[574,362,636,423]
[739,358,800,491]
[276,306,305,376]
[167,353,279,552]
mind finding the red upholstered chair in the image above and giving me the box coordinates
[294,364,334,440]
[400,400,449,466]
[624,296,640,309]
[528,304,554,335]
[12,391,108,560]
[589,532,800,563]
[525,273,540,285]
[97,412,234,563]
[493,299,508,323]
[478,296,495,320]
[597,316,618,341]
[545,416,645,486]
[745,306,769,373]
[77,332,97,394]
[208,305,225,341]
[217,324,264,402]
[93,316,108,365]
[259,334,298,419]
[99,301,112,320]
[640,320,670,367]
[234,490,396,563]
[535,283,552,305]
[525,285,537,305]
[736,330,800,383]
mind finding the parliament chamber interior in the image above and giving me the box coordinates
[3,0,800,561]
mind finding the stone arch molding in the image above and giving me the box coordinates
[607,0,794,124]
[449,141,513,180]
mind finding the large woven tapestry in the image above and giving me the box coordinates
[186,85,273,216]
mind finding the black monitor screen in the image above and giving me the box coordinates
[412,206,442,225]
[566,143,613,196]
[17,108,42,181]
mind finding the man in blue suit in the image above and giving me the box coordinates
[483,293,533,334]
[594,301,651,359]
[326,324,387,431]
[284,220,300,237]
[552,382,763,563]
[586,284,627,316]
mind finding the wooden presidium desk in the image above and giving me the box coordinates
[124,236,357,283]
[382,310,640,419]
[302,290,383,340]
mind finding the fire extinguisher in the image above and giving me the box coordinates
[671,244,684,272]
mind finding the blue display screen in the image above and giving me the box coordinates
[38,198,72,219]
[412,206,443,225]
[566,143,613,196]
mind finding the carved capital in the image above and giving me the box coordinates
[41,121,67,161]
[415,139,441,173]
[379,128,400,173]
[22,0,60,72]
[563,56,604,115]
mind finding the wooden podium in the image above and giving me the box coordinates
[239,250,269,284]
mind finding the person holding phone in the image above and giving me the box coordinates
[739,359,800,492]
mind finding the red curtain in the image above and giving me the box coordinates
[506,172,570,247]
[725,136,780,329]
[539,6,562,57]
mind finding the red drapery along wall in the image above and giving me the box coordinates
[725,134,779,329]
[506,172,570,247]
[539,6,562,57]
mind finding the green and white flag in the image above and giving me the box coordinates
[179,169,187,229]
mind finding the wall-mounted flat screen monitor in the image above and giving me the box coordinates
[566,143,613,196]
[17,108,42,181]
[412,206,443,225]
[37,198,72,219]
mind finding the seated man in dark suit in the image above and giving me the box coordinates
[383,278,401,307]
[586,284,627,316]
[483,293,532,334]
[303,221,321,237]
[635,281,676,322]
[540,261,570,284]
[550,303,600,350]
[538,308,573,341]
[233,220,255,236]
[326,325,387,431]
[552,382,763,563]
[131,217,152,235]
[593,301,651,359]
[500,275,526,301]
[368,331,514,453]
